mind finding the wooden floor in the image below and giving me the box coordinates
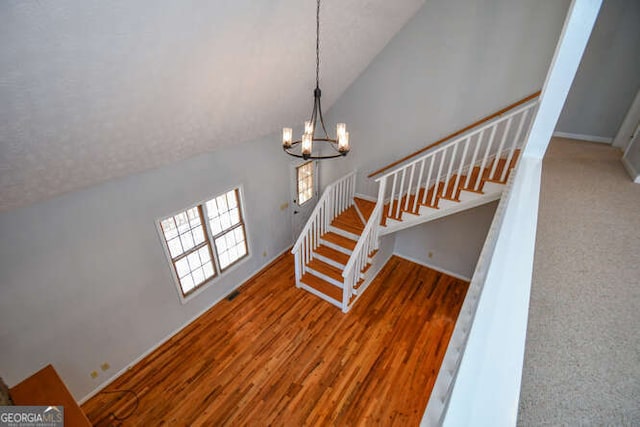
[83,254,469,426]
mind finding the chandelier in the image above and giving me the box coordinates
[282,0,350,160]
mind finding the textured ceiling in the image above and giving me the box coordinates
[0,0,425,211]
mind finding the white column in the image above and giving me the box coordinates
[524,0,604,160]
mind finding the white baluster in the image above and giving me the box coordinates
[501,109,530,182]
[489,117,511,181]
[377,177,387,219]
[475,127,493,191]
[404,163,416,212]
[422,156,435,205]
[413,159,426,212]
[396,168,407,218]
[464,133,482,190]
[294,251,301,287]
[388,173,397,218]
[452,137,470,201]
[432,149,446,206]
[443,143,459,200]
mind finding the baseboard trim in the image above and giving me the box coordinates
[553,131,612,144]
[621,156,640,183]
[392,253,471,282]
[79,246,292,404]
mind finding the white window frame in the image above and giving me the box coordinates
[156,185,251,304]
[296,161,315,206]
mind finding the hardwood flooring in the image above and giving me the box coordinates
[82,254,469,426]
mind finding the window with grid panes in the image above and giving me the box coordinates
[297,161,314,205]
[158,187,249,299]
[159,206,216,297]
[205,189,248,271]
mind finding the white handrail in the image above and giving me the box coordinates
[374,99,539,183]
[373,99,539,228]
[291,171,356,289]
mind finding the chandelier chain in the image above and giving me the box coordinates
[316,0,320,89]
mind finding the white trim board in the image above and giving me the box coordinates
[354,192,377,203]
[553,131,612,144]
[78,245,292,404]
[621,156,640,183]
[393,253,471,282]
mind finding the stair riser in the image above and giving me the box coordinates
[298,282,342,309]
[320,239,353,256]
[313,252,346,270]
[306,267,344,288]
[328,225,361,242]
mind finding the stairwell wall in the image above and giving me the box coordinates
[393,202,498,281]
[319,0,570,196]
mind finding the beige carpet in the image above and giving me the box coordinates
[518,138,640,426]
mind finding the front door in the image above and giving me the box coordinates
[290,160,319,239]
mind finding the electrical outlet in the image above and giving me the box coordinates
[262,250,267,258]
[90,371,99,379]
[100,362,110,371]
[428,251,433,259]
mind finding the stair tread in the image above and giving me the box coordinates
[332,207,364,235]
[354,198,376,222]
[300,273,342,302]
[331,221,364,236]
[381,160,508,223]
[307,258,344,282]
[314,245,350,266]
[322,232,357,251]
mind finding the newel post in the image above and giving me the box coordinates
[374,178,387,250]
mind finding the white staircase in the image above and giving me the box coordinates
[292,94,540,312]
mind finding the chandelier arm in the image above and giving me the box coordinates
[316,94,330,138]
[310,94,318,135]
[283,138,345,159]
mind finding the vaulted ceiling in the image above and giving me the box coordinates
[0,0,425,211]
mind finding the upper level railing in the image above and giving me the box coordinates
[368,91,541,179]
[373,95,539,222]
[291,171,356,288]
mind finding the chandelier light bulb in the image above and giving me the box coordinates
[304,120,314,135]
[339,131,350,153]
[337,123,346,139]
[302,133,313,158]
[282,128,293,148]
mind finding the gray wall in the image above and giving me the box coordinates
[321,0,569,195]
[394,202,498,280]
[0,134,293,400]
[556,0,640,141]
